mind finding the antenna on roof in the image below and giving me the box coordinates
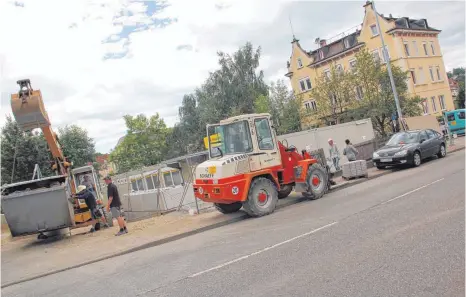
[288,14,297,41]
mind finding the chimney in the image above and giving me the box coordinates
[319,39,327,47]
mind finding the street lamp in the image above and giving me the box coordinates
[372,1,405,131]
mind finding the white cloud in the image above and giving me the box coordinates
[1,0,464,153]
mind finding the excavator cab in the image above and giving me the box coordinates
[11,79,51,131]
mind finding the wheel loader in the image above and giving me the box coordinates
[1,79,112,239]
[194,113,330,217]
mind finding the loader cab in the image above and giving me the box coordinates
[207,114,282,171]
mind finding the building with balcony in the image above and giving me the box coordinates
[286,1,455,128]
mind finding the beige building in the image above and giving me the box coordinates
[286,1,455,128]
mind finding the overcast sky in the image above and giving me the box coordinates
[1,0,464,153]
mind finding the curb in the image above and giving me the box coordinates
[3,147,463,289]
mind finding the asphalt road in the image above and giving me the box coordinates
[3,151,464,297]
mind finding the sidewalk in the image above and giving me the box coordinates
[2,144,464,288]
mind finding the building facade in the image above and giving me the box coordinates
[286,1,455,128]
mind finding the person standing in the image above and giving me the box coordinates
[104,176,127,236]
[343,139,359,162]
[328,138,341,171]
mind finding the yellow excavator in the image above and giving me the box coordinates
[2,79,112,239]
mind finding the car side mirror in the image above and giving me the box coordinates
[420,139,426,143]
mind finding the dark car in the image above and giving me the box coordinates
[373,129,446,169]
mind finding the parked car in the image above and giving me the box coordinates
[372,129,446,169]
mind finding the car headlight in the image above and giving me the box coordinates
[373,152,379,158]
[394,150,408,157]
[198,187,204,194]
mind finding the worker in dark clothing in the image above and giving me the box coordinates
[71,185,109,232]
[104,176,127,236]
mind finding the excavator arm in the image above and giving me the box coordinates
[11,79,72,179]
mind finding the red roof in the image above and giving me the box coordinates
[449,78,459,89]
[95,154,109,164]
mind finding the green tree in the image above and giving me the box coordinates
[268,80,302,134]
[110,113,169,173]
[58,125,96,168]
[447,67,465,109]
[1,116,53,185]
[254,94,270,114]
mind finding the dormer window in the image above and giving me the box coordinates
[344,38,350,49]
[297,58,303,69]
[370,24,379,36]
[319,50,324,59]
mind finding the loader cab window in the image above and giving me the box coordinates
[217,120,253,155]
[254,118,274,150]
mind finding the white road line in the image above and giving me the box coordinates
[380,178,445,206]
[189,221,338,278]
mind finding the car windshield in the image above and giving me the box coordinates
[386,132,419,145]
[209,120,253,158]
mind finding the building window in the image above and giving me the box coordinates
[431,96,437,112]
[370,24,378,36]
[380,46,390,63]
[412,41,418,56]
[410,69,417,85]
[356,86,364,100]
[336,64,343,74]
[324,69,331,81]
[349,59,357,71]
[299,77,312,92]
[372,49,380,63]
[297,58,303,69]
[319,50,324,59]
[344,38,350,49]
[418,67,425,84]
[422,99,429,115]
[429,67,435,81]
[328,120,337,126]
[423,42,428,56]
[330,93,337,105]
[430,41,436,55]
[439,95,446,110]
[304,100,317,111]
[436,67,442,81]
[403,42,410,57]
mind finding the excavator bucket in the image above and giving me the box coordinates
[11,79,50,131]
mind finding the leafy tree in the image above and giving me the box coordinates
[268,80,302,134]
[254,94,270,114]
[447,67,465,109]
[1,116,53,185]
[58,125,96,168]
[311,65,356,125]
[110,113,169,173]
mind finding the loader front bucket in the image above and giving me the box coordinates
[11,89,50,131]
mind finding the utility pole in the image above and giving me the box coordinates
[372,1,405,130]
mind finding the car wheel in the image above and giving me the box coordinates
[412,151,421,167]
[437,144,446,158]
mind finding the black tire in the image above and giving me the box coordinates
[214,202,242,214]
[376,165,386,170]
[102,208,114,227]
[412,151,421,167]
[437,143,446,158]
[278,185,293,199]
[303,163,328,200]
[243,177,278,217]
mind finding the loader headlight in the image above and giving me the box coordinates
[294,166,303,178]
[198,187,204,194]
[232,186,239,195]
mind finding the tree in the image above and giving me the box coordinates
[254,94,270,114]
[311,65,356,125]
[110,113,169,173]
[447,67,465,109]
[58,125,96,168]
[1,116,53,185]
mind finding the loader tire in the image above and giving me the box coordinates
[303,163,328,200]
[243,177,278,217]
[214,202,242,214]
[278,185,293,199]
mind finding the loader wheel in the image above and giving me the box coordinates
[102,208,114,227]
[243,177,278,217]
[278,185,293,199]
[214,202,242,214]
[303,163,328,200]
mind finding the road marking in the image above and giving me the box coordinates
[380,178,445,206]
[189,221,337,278]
